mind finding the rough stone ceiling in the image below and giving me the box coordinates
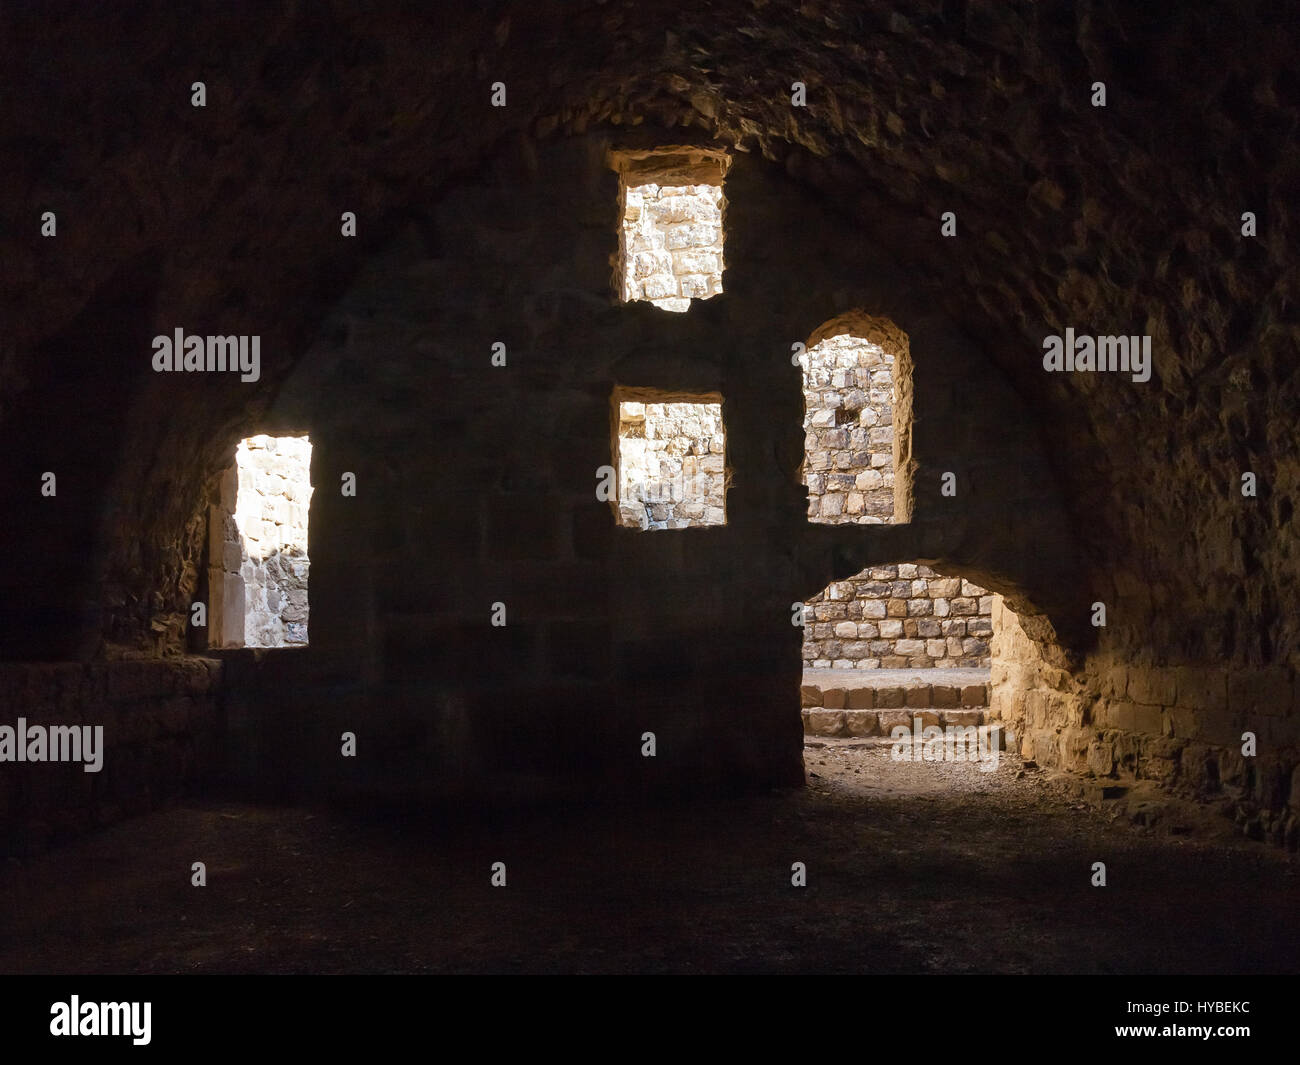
[2,0,1296,660]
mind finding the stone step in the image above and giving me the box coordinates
[802,707,987,738]
[801,680,989,711]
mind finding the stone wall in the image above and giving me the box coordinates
[616,400,726,529]
[989,600,1300,849]
[9,130,1090,811]
[0,5,1294,849]
[231,435,312,647]
[207,463,245,648]
[804,564,993,668]
[194,134,1082,807]
[802,333,896,524]
[620,182,724,313]
[0,658,224,854]
[798,327,989,669]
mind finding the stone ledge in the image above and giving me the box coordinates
[800,668,990,713]
[803,707,987,738]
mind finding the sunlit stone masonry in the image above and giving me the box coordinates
[620,182,725,312]
[801,332,897,524]
[231,435,313,647]
[616,401,726,529]
[803,565,994,669]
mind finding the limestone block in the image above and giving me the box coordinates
[904,685,932,708]
[632,250,673,278]
[1165,706,1199,739]
[641,275,676,300]
[932,685,959,708]
[1228,669,1292,718]
[877,710,912,732]
[1132,703,1163,734]
[806,710,846,737]
[671,250,721,275]
[678,274,712,298]
[1087,740,1116,777]
[1128,668,1177,707]
[1174,666,1226,712]
[1108,701,1137,731]
[843,711,878,737]
[846,687,875,710]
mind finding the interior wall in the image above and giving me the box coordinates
[0,658,224,854]
[991,598,1299,847]
[206,132,1082,806]
[0,1,1294,850]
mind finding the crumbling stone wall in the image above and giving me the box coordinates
[617,401,726,529]
[989,600,1300,850]
[804,565,993,668]
[802,333,895,523]
[232,435,312,647]
[620,182,724,313]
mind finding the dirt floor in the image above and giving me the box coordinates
[1,740,1296,974]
